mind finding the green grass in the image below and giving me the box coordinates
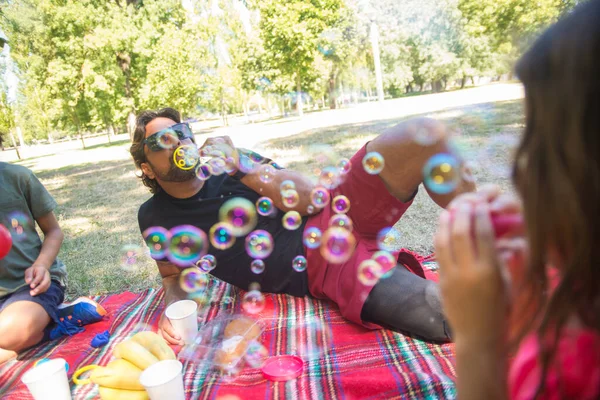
[17,99,524,300]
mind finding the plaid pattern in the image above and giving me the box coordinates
[0,277,456,399]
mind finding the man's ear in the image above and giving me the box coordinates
[141,162,156,179]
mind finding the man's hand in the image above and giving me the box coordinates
[200,136,239,173]
[24,265,51,296]
[158,312,183,346]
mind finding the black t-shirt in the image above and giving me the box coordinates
[137,174,309,297]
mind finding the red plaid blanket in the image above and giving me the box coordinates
[0,275,455,399]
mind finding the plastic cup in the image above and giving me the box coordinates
[139,360,185,400]
[165,299,198,344]
[21,358,72,400]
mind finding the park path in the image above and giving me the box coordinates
[0,83,523,171]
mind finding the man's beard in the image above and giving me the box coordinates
[149,157,197,183]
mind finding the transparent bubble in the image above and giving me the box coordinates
[423,153,460,195]
[302,227,322,249]
[412,126,440,146]
[329,214,353,231]
[179,267,209,293]
[292,255,307,272]
[290,317,332,361]
[142,226,171,260]
[332,195,351,214]
[337,158,352,174]
[167,225,208,267]
[256,197,275,217]
[372,250,396,276]
[242,290,265,314]
[376,227,402,252]
[258,164,276,183]
[196,164,213,181]
[155,130,180,150]
[209,222,236,250]
[310,187,330,208]
[219,198,258,237]
[308,144,339,167]
[244,340,269,368]
[208,157,226,176]
[249,282,261,292]
[7,211,30,238]
[307,205,315,214]
[280,180,296,192]
[281,190,300,208]
[120,245,143,272]
[362,151,385,175]
[318,166,342,189]
[250,259,265,274]
[245,230,274,259]
[320,227,356,264]
[282,211,302,230]
[224,157,237,174]
[173,145,200,171]
[357,259,383,286]
[196,254,217,273]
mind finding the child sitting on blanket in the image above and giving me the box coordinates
[0,162,105,366]
[435,1,600,399]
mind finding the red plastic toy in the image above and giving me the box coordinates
[0,224,12,260]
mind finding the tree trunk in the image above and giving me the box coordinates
[280,97,286,118]
[9,130,21,160]
[419,83,424,92]
[296,72,303,117]
[470,76,476,85]
[127,111,136,141]
[79,132,86,149]
[432,80,443,93]
[461,76,467,89]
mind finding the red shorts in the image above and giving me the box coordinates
[304,144,426,329]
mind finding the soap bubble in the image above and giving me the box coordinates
[256,197,275,217]
[329,214,353,231]
[310,187,330,208]
[208,157,226,176]
[332,195,351,214]
[242,290,265,314]
[290,317,332,361]
[219,198,258,237]
[258,164,276,183]
[302,227,322,249]
[307,205,315,214]
[292,255,307,272]
[196,254,217,273]
[7,211,29,238]
[223,157,237,174]
[244,340,269,368]
[320,227,356,264]
[319,166,342,189]
[280,180,296,192]
[282,211,302,230]
[357,259,383,286]
[195,164,213,181]
[209,222,236,250]
[362,151,385,175]
[179,267,209,293]
[250,259,265,274]
[372,251,396,277]
[142,226,171,260]
[120,245,143,272]
[281,190,300,208]
[376,227,402,252]
[245,230,274,259]
[167,225,208,267]
[412,126,440,146]
[423,153,460,195]
[337,158,352,174]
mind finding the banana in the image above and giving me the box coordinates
[90,359,144,391]
[113,340,159,370]
[98,387,149,400]
[130,331,176,361]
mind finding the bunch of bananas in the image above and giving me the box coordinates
[74,331,177,400]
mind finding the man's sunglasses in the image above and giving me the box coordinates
[143,122,195,152]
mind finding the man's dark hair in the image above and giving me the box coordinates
[129,108,181,194]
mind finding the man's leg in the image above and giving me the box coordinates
[0,301,51,355]
[361,264,450,341]
[366,118,476,207]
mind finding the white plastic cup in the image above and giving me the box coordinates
[139,360,185,400]
[165,299,198,344]
[21,358,72,400]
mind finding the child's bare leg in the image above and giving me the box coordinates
[0,348,17,366]
[0,301,51,353]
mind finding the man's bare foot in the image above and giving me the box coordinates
[0,348,17,366]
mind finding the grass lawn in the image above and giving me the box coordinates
[13,98,524,300]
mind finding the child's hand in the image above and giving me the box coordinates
[435,197,509,347]
[159,312,183,346]
[24,265,51,296]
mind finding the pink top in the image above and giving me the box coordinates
[509,328,600,399]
